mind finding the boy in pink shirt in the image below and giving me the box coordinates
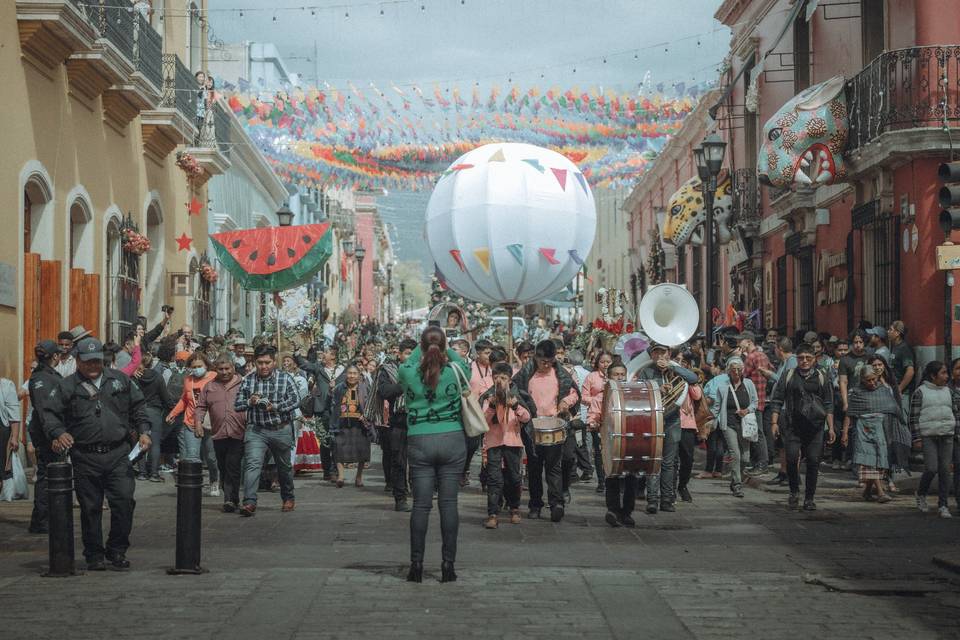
[481,362,531,529]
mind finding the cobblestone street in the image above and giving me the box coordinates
[1,462,959,640]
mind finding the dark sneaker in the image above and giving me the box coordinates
[645,504,659,515]
[106,554,130,571]
[595,484,605,494]
[659,502,676,512]
[563,491,572,505]
[28,524,48,534]
[618,513,636,528]
[86,559,106,572]
[788,493,800,509]
[222,502,237,513]
[679,487,693,502]
[148,474,164,483]
[528,508,542,520]
[766,472,787,486]
[580,472,593,483]
[605,510,621,527]
[550,506,564,522]
[803,499,817,511]
[395,499,411,512]
[136,472,148,481]
[733,488,745,498]
[239,504,256,517]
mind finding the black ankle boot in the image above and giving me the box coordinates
[440,561,457,583]
[406,561,423,583]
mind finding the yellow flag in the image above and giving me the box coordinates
[473,248,491,273]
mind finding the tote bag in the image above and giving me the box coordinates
[450,362,489,438]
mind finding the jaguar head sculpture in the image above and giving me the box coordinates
[661,170,734,247]
[757,76,849,190]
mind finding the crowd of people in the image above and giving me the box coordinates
[2,304,959,581]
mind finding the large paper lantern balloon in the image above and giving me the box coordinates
[425,143,596,306]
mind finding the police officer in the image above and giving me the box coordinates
[27,340,62,534]
[42,337,151,571]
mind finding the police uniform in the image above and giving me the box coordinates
[27,341,62,533]
[41,338,150,569]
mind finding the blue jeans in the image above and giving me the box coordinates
[242,425,296,506]
[408,430,466,564]
[178,424,202,462]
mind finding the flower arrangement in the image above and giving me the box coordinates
[122,228,151,255]
[200,263,218,283]
[176,152,204,181]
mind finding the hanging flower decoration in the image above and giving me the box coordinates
[122,228,151,255]
[176,151,204,181]
[200,263,219,283]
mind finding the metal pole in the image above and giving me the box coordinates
[947,272,953,361]
[43,462,75,577]
[357,258,364,318]
[387,268,393,323]
[704,177,716,345]
[505,303,516,365]
[167,460,206,575]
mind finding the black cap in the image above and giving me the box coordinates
[76,337,104,361]
[35,339,60,360]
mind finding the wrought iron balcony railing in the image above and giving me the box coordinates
[96,0,135,62]
[847,45,960,152]
[161,53,198,123]
[732,168,761,234]
[196,101,232,157]
[133,14,162,91]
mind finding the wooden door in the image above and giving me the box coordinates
[23,253,41,383]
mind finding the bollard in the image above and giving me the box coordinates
[167,460,207,575]
[43,462,76,577]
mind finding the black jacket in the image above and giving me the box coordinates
[511,359,581,410]
[135,367,173,413]
[27,363,62,447]
[377,360,407,429]
[42,368,150,445]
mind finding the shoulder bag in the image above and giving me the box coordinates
[730,383,759,442]
[450,361,489,438]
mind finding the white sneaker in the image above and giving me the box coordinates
[916,494,930,513]
[210,486,221,497]
[939,506,952,519]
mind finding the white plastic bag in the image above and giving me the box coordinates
[0,452,28,501]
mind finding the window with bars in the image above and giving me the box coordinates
[776,255,788,333]
[794,248,815,332]
[860,215,900,328]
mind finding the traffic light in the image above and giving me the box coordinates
[938,162,960,236]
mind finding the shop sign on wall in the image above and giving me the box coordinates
[817,250,847,306]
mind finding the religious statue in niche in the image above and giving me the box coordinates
[661,171,734,247]
[757,75,849,189]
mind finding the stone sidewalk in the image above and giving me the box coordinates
[0,462,958,639]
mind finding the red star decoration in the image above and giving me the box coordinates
[187,197,203,216]
[176,233,192,252]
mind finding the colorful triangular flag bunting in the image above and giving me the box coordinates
[488,148,506,162]
[539,248,560,265]
[550,168,567,190]
[574,172,589,195]
[568,249,584,265]
[506,244,524,265]
[473,248,491,273]
[450,249,466,272]
[522,158,544,173]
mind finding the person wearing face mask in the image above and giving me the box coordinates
[166,354,218,491]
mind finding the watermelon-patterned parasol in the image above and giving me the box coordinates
[209,223,333,292]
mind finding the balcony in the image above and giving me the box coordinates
[16,0,100,69]
[732,168,761,238]
[184,101,232,182]
[102,14,162,129]
[141,54,197,161]
[847,45,960,170]
[65,1,138,102]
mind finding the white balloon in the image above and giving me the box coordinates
[425,143,597,306]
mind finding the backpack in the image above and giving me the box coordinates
[164,364,187,404]
[784,367,828,428]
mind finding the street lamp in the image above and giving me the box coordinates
[355,241,366,315]
[694,133,727,346]
[400,282,406,317]
[341,236,354,257]
[276,203,294,227]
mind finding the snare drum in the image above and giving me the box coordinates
[532,417,567,446]
[600,380,665,476]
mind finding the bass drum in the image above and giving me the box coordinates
[600,380,665,477]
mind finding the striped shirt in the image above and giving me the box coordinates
[234,369,301,429]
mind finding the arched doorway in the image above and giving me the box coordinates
[22,171,60,383]
[144,201,164,319]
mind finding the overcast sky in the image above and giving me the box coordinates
[206,0,730,266]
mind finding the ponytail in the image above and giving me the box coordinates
[419,326,448,389]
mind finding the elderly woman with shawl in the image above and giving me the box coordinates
[842,367,903,503]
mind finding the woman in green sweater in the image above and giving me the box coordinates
[398,326,470,584]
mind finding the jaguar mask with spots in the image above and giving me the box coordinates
[661,170,734,247]
[758,75,848,189]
